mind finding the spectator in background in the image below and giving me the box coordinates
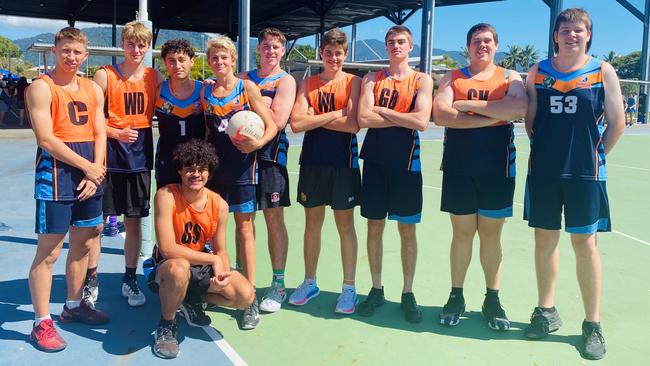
[15,77,30,127]
[0,75,9,126]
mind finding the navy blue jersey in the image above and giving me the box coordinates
[202,79,257,186]
[155,80,205,186]
[529,58,607,181]
[244,69,290,166]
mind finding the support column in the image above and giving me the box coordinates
[546,0,563,58]
[419,0,434,74]
[639,0,650,123]
[238,0,251,72]
[138,0,153,68]
[351,24,356,62]
[112,0,117,64]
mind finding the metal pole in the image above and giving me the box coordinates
[639,0,650,123]
[202,34,206,80]
[419,0,434,74]
[238,0,251,72]
[138,0,153,68]
[547,0,563,58]
[112,0,117,64]
[351,24,356,62]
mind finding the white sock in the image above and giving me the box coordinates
[343,283,356,292]
[305,278,316,285]
[66,300,81,309]
[35,315,51,327]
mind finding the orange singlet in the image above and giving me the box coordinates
[451,66,510,126]
[168,184,221,252]
[102,64,157,129]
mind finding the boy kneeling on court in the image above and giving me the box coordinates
[146,139,254,359]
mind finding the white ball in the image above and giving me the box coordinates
[226,110,265,142]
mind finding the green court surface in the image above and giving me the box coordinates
[209,126,650,365]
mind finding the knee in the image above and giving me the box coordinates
[237,284,255,309]
[397,224,417,241]
[42,248,62,267]
[367,220,385,237]
[159,260,190,285]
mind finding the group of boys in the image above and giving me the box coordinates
[27,7,624,361]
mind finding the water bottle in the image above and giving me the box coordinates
[108,216,119,237]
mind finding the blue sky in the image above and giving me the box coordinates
[0,0,645,58]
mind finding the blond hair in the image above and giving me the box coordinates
[385,25,413,45]
[55,27,88,46]
[206,34,238,64]
[121,21,153,45]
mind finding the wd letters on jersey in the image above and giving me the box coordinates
[124,92,146,115]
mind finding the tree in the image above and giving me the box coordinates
[0,35,22,71]
[499,45,522,70]
[611,51,641,80]
[433,55,460,70]
[602,51,618,63]
[288,44,316,61]
[460,46,470,65]
[520,44,540,70]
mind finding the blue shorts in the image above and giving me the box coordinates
[360,162,422,224]
[441,173,514,218]
[35,195,103,234]
[210,184,256,214]
[524,176,611,234]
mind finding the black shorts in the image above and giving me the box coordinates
[297,165,360,210]
[440,173,515,218]
[257,161,291,210]
[103,171,151,218]
[360,162,422,223]
[147,259,214,303]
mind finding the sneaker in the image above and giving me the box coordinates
[335,287,359,314]
[357,287,385,317]
[259,282,287,313]
[30,319,67,352]
[288,280,320,306]
[582,321,606,360]
[400,292,423,323]
[482,298,510,331]
[82,275,99,305]
[179,300,211,327]
[59,299,110,324]
[439,294,465,326]
[153,321,179,359]
[241,296,260,330]
[121,278,146,307]
[524,307,562,339]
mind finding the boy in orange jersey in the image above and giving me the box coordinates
[432,23,527,331]
[27,27,109,353]
[357,25,433,323]
[239,28,296,314]
[87,21,164,308]
[289,28,361,314]
[149,139,254,359]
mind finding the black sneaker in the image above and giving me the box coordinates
[358,287,385,317]
[400,292,422,323]
[482,297,510,331]
[439,294,465,326]
[524,307,562,339]
[582,321,606,360]
[241,295,260,330]
[82,275,99,305]
[179,300,211,327]
[153,320,179,359]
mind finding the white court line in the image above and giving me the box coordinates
[421,185,650,246]
[202,326,249,366]
[607,163,650,172]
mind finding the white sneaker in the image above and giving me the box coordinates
[288,279,319,306]
[121,279,146,307]
[335,286,358,314]
[259,282,287,313]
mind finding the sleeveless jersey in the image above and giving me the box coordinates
[155,80,205,186]
[442,66,516,177]
[166,184,220,253]
[34,74,102,201]
[103,64,157,173]
[300,73,359,169]
[202,79,257,186]
[359,70,422,171]
[243,69,290,166]
[529,57,607,181]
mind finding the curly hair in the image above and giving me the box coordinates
[161,38,195,60]
[172,139,219,176]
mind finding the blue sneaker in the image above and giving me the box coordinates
[335,286,358,314]
[288,279,320,306]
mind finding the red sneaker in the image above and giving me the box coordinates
[59,300,110,325]
[30,319,67,352]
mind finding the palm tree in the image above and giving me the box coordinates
[520,44,540,70]
[602,51,617,63]
[500,45,522,70]
[460,47,471,65]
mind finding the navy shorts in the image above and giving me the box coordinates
[210,183,256,213]
[296,165,360,210]
[257,161,291,210]
[103,171,151,218]
[35,195,103,234]
[524,176,611,234]
[440,173,515,218]
[360,162,422,224]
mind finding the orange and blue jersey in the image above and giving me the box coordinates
[442,66,516,177]
[529,57,607,181]
[360,70,422,171]
[155,80,205,186]
[103,64,157,173]
[300,73,359,169]
[34,74,102,201]
[202,79,257,186]
[243,69,290,166]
